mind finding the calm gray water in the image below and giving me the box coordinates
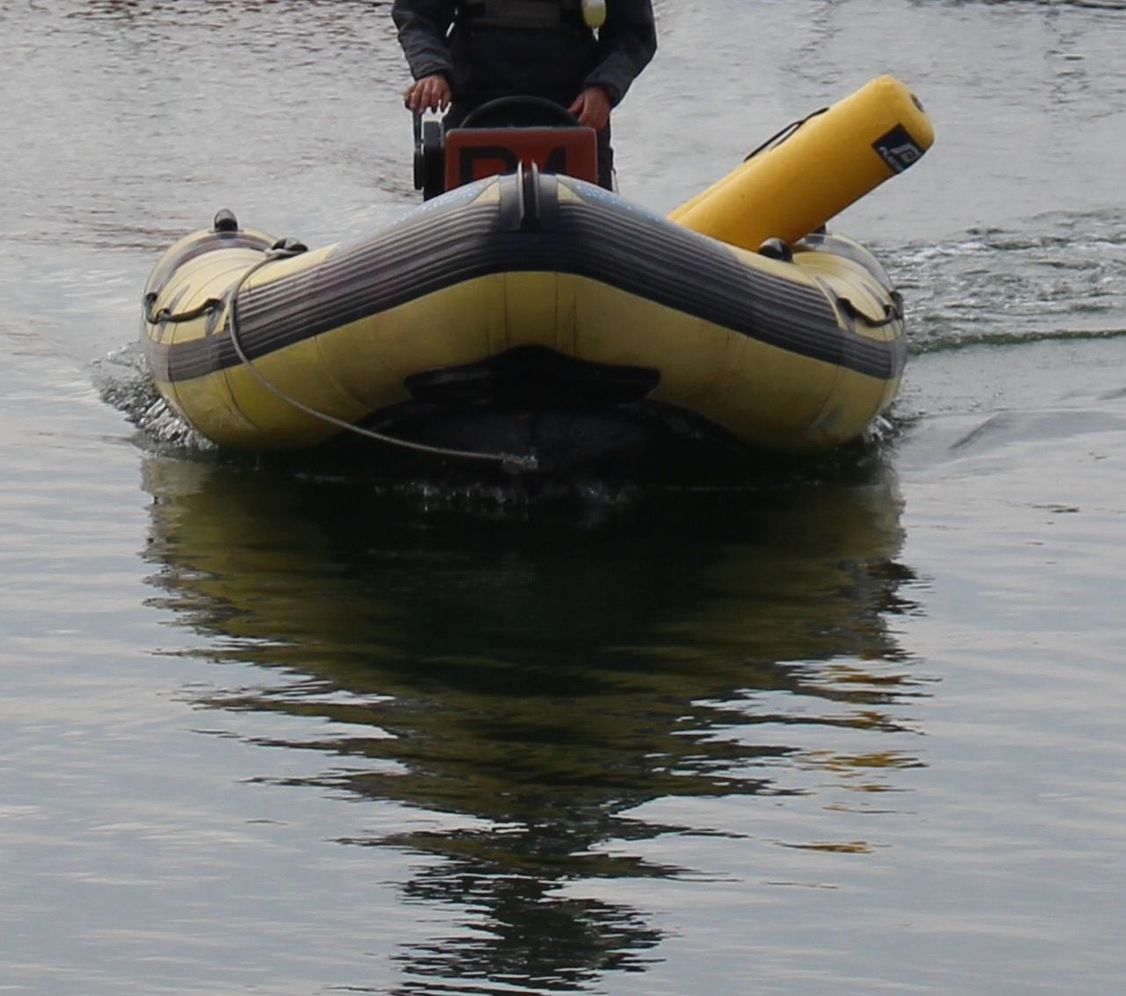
[3,1,1126,993]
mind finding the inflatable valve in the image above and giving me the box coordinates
[669,76,935,252]
[581,0,606,28]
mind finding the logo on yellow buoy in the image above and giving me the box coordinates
[873,125,924,174]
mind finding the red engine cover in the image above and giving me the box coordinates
[443,127,599,189]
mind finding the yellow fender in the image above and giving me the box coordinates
[669,76,935,251]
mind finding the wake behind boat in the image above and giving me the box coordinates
[142,76,934,476]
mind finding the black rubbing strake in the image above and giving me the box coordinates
[146,175,904,384]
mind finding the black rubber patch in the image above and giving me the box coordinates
[872,125,925,174]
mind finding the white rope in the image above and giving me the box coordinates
[226,248,538,473]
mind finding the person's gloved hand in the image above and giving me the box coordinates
[568,86,612,131]
[403,74,451,113]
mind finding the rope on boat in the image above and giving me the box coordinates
[144,294,223,325]
[224,244,539,473]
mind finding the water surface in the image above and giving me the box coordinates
[2,1,1126,993]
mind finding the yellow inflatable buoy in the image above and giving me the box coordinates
[669,75,935,251]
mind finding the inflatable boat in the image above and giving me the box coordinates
[142,76,934,475]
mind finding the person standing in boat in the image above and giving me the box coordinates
[391,0,657,189]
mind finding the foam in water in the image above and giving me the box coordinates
[91,341,215,451]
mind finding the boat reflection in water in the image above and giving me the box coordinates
[140,454,926,989]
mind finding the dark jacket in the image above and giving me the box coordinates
[392,0,657,110]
